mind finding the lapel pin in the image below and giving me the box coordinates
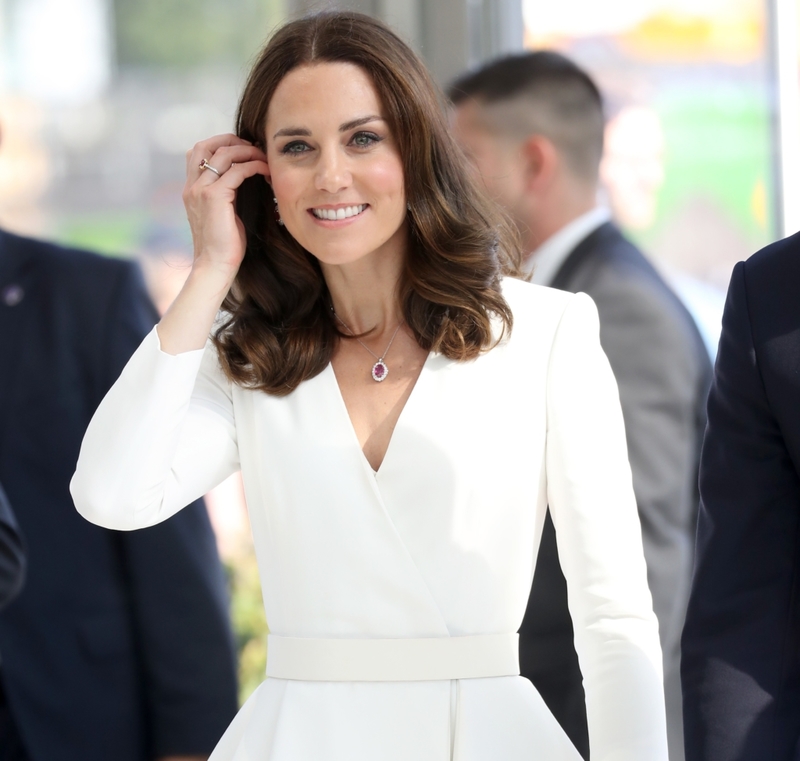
[1,284,24,307]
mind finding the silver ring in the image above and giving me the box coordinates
[199,158,221,177]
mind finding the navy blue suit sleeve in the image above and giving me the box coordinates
[682,261,800,761]
[101,261,238,755]
[0,481,25,610]
[98,258,159,394]
[118,510,239,755]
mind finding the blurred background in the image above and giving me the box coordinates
[1,0,797,702]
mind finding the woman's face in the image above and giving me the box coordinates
[264,62,407,269]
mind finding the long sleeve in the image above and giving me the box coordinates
[592,277,706,656]
[682,261,800,761]
[546,292,668,761]
[71,325,240,530]
[591,273,708,761]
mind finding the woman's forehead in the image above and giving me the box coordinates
[265,62,384,134]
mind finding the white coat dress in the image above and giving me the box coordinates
[71,278,668,761]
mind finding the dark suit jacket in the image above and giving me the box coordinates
[0,483,25,611]
[520,222,712,760]
[682,233,800,761]
[0,228,238,761]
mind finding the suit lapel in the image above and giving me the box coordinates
[0,230,37,450]
[549,221,616,293]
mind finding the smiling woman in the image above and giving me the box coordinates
[70,10,670,761]
[217,13,521,397]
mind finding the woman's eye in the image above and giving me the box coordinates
[351,131,381,148]
[282,141,310,155]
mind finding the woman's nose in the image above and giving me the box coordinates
[315,148,351,193]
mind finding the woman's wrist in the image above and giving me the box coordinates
[156,263,238,355]
[189,257,240,295]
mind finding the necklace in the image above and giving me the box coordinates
[332,309,402,382]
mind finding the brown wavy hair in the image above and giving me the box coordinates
[214,10,522,395]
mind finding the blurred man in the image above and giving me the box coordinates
[682,234,800,761]
[0,222,238,761]
[450,52,711,761]
[0,484,24,611]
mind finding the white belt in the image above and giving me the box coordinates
[266,633,520,682]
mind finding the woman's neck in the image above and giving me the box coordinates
[322,249,405,335]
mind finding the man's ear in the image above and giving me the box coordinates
[520,135,559,193]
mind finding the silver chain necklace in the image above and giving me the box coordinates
[332,308,402,382]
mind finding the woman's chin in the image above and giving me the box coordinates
[288,221,407,271]
[308,247,378,268]
[292,235,383,268]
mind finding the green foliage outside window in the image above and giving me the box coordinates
[226,550,269,705]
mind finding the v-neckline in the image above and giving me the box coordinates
[326,351,433,477]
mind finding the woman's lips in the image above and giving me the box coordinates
[309,204,369,222]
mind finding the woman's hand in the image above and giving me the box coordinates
[156,135,269,356]
[183,134,270,279]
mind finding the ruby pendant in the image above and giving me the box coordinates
[371,360,388,382]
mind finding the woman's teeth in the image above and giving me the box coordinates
[312,204,367,221]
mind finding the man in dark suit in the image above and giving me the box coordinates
[450,52,711,760]
[682,233,800,761]
[0,226,238,761]
[0,484,24,611]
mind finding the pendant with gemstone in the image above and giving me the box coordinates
[371,360,388,382]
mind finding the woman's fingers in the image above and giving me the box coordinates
[192,145,269,187]
[183,158,271,265]
[184,159,270,205]
[186,133,250,170]
[185,133,260,176]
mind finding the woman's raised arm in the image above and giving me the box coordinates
[71,135,269,530]
[158,134,269,355]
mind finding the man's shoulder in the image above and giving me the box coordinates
[572,224,664,290]
[564,225,709,368]
[569,228,678,313]
[1,228,136,286]
[743,231,800,291]
[738,232,800,347]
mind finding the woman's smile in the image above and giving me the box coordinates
[308,203,370,224]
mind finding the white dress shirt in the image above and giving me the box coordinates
[526,207,612,286]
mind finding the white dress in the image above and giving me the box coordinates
[71,278,668,761]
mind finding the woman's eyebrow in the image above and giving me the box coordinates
[339,115,383,131]
[272,115,384,140]
[273,126,312,139]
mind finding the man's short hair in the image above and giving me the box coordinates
[449,51,605,183]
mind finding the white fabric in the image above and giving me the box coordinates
[266,633,520,681]
[526,206,612,285]
[71,278,668,761]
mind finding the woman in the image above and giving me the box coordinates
[71,11,667,760]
